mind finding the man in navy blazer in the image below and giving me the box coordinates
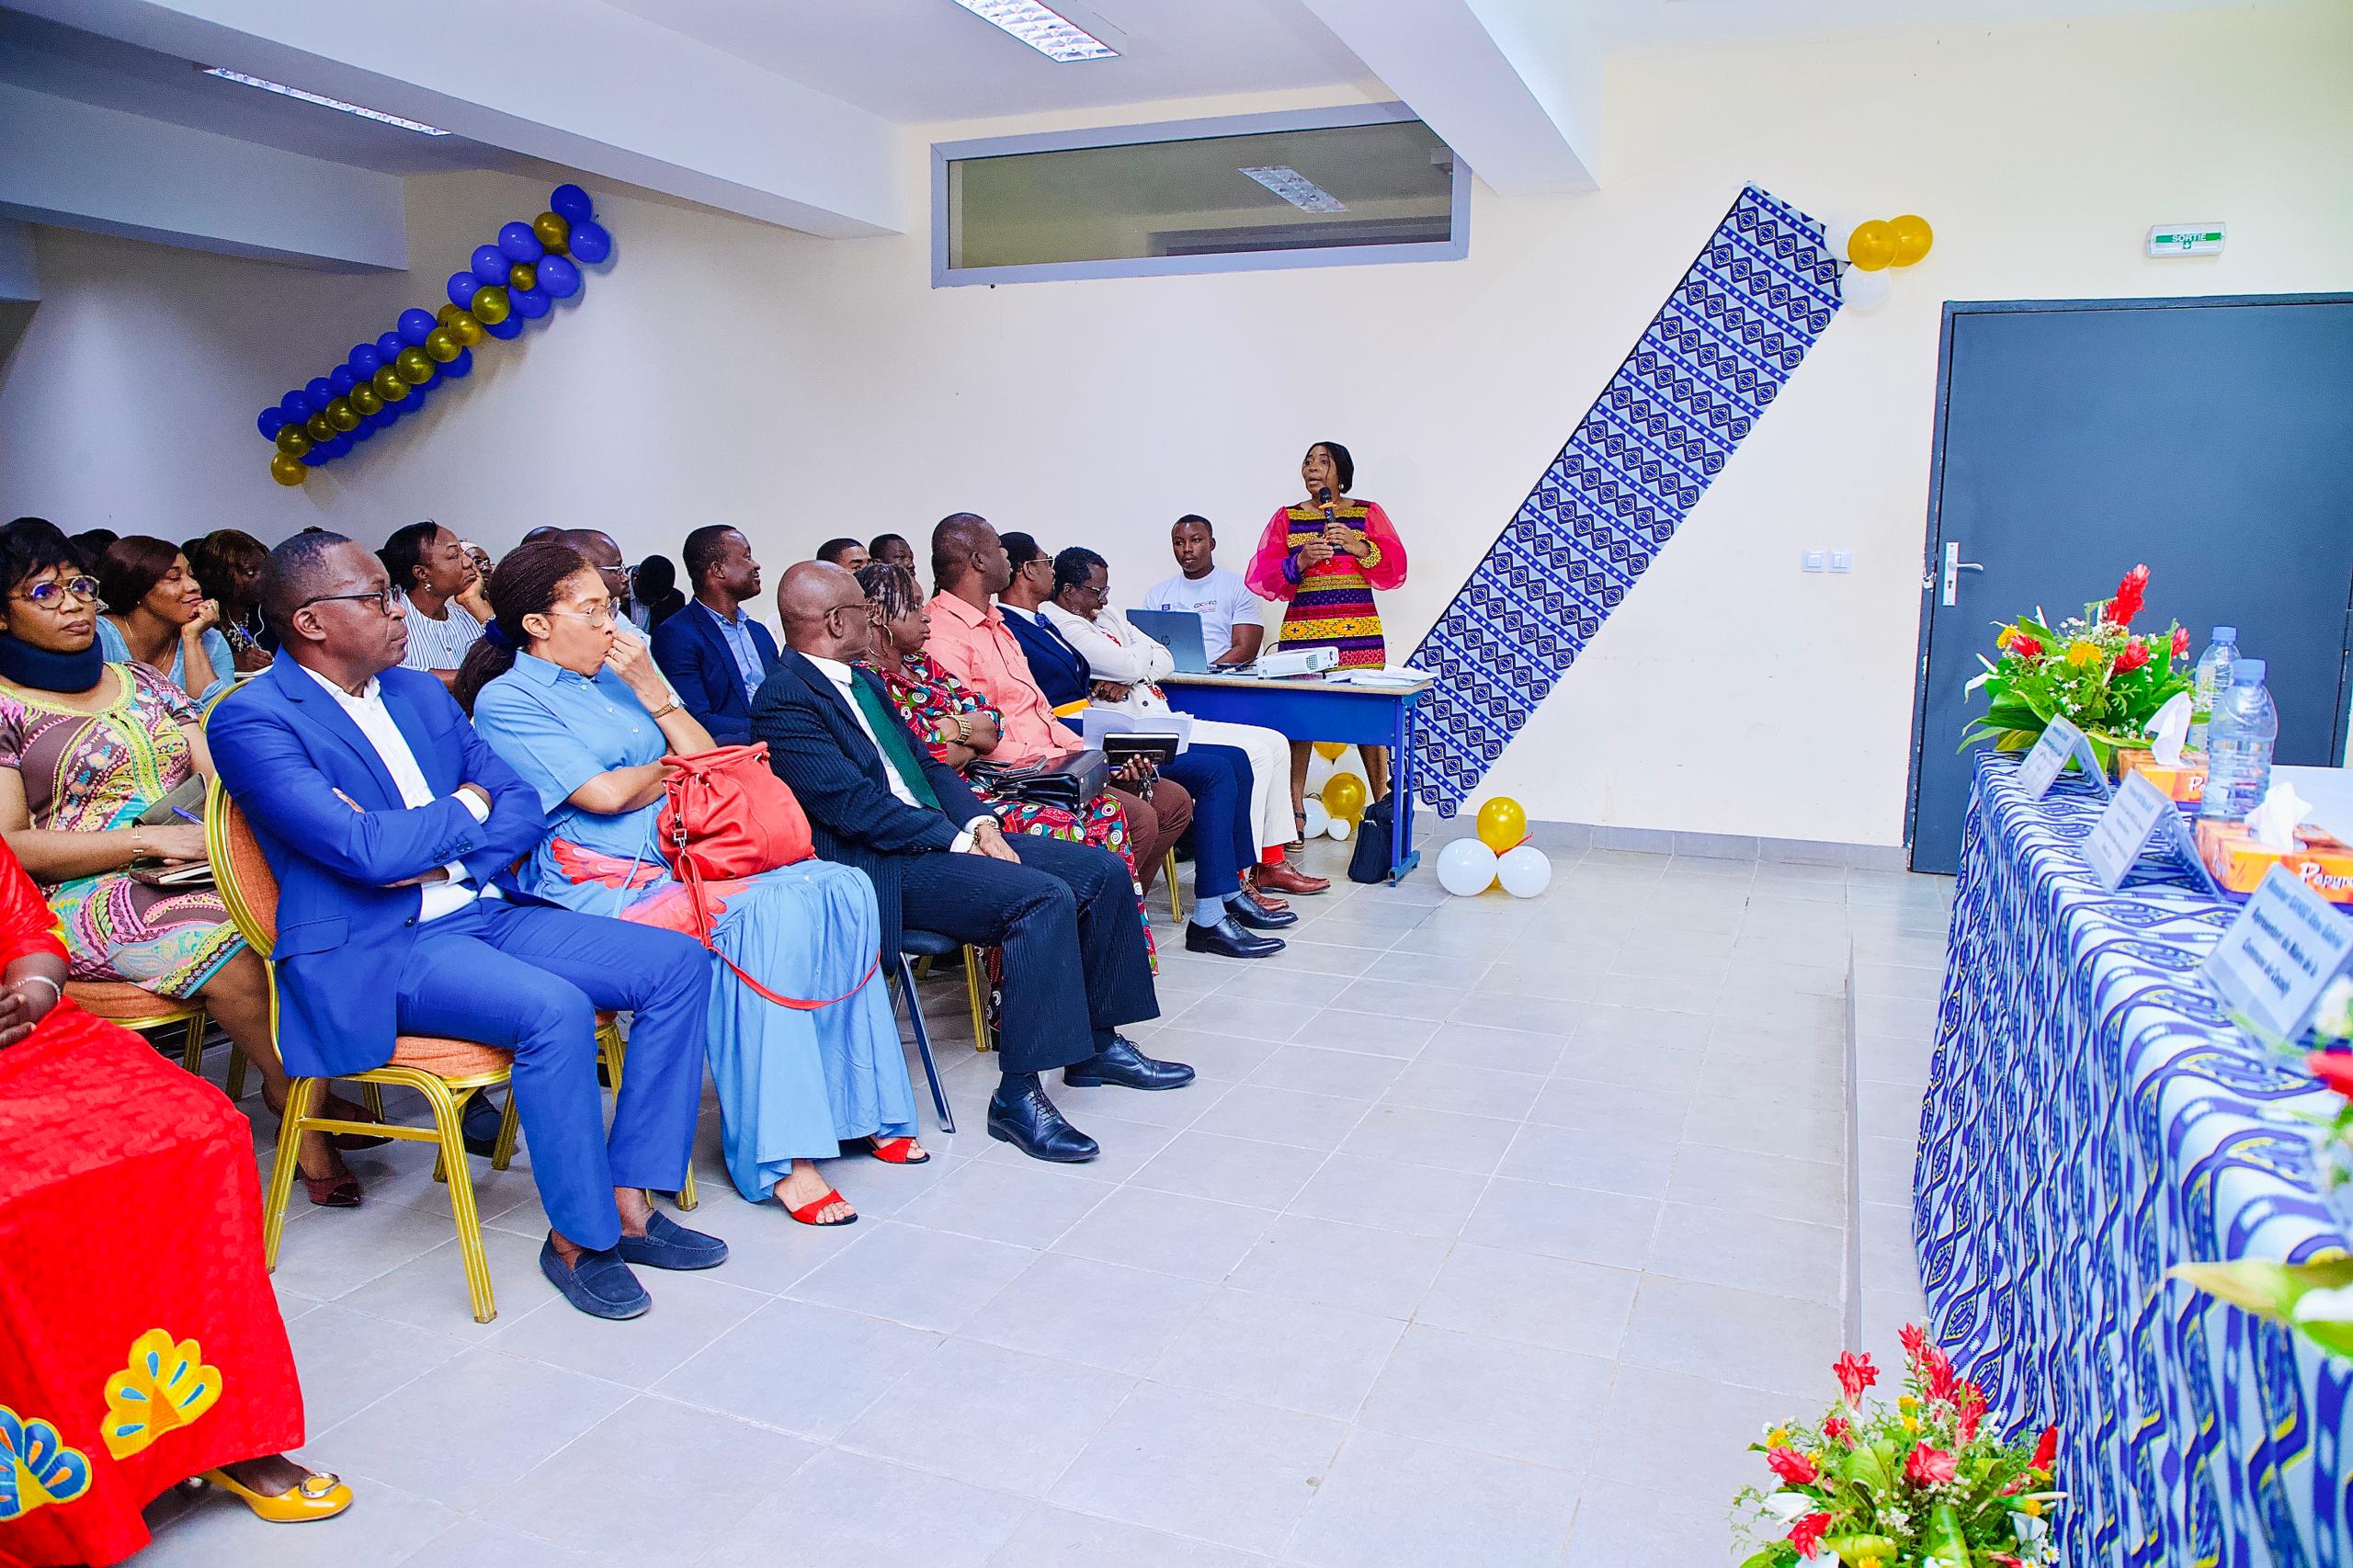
[751,562,1191,1164]
[210,533,728,1321]
[651,524,778,744]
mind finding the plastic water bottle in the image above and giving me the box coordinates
[2200,659,2276,823]
[2186,625,2239,756]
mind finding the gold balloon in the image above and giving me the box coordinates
[532,211,570,253]
[424,328,461,363]
[395,347,435,384]
[1889,213,1934,267]
[1475,796,1528,855]
[1321,771,1368,827]
[509,261,539,293]
[374,367,411,403]
[275,424,312,457]
[269,450,308,486]
[325,398,359,432]
[470,286,511,324]
[305,412,335,444]
[349,383,383,417]
[447,311,483,347]
[1847,220,1898,271]
[1313,742,1347,762]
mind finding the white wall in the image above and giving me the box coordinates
[1,2,2347,846]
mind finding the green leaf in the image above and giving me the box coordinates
[1825,1534,1898,1565]
[1922,1503,1972,1562]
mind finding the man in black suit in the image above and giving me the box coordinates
[750,562,1191,1163]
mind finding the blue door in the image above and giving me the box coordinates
[1910,296,2353,874]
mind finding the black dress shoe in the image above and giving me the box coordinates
[1063,1035,1196,1091]
[461,1093,506,1157]
[987,1084,1100,1163]
[1229,890,1298,930]
[1184,917,1285,959]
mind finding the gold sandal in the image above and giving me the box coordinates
[200,1466,353,1522]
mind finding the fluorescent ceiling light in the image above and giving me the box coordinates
[949,0,1119,62]
[1239,166,1346,214]
[199,66,451,135]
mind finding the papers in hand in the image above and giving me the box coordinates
[1081,707,1190,754]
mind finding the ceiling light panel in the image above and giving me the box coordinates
[949,0,1119,62]
[1239,166,1346,213]
[200,66,450,135]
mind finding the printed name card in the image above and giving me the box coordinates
[2017,717,2109,802]
[2201,864,2353,1042]
[2083,772,2179,891]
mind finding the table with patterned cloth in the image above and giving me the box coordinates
[1915,753,2353,1567]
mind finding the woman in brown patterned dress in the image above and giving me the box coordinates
[0,518,368,1203]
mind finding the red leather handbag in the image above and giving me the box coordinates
[655,743,874,1010]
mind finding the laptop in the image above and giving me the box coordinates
[1126,608,1211,674]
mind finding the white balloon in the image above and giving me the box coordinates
[1436,837,1498,897]
[1302,799,1332,839]
[1821,214,1863,262]
[1841,266,1892,312]
[1304,753,1335,794]
[1496,844,1552,898]
[1328,818,1351,841]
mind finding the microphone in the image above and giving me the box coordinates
[1315,484,1336,522]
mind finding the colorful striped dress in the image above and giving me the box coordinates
[1244,498,1409,669]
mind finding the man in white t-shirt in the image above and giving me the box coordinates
[1139,514,1267,668]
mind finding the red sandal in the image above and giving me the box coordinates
[855,1135,930,1165]
[784,1187,858,1226]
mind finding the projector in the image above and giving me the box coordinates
[1256,646,1341,678]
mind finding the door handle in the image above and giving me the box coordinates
[1940,541,1984,607]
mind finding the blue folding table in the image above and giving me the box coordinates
[1156,671,1430,883]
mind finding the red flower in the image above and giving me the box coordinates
[1900,1324,1928,1364]
[2172,626,2191,659]
[1834,1351,1878,1404]
[1905,1442,1959,1487]
[2115,639,2151,674]
[1954,1383,1987,1440]
[1789,1512,1834,1560]
[2010,632,2043,659]
[1767,1447,1820,1486]
[1991,1556,2025,1567]
[2108,562,2150,628]
[1919,1344,1959,1403]
[1824,1415,1853,1445]
[2031,1424,2059,1471]
[2309,1051,2353,1101]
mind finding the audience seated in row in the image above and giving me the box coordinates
[652,524,776,745]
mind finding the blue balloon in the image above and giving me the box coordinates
[508,285,551,320]
[550,183,594,223]
[282,389,314,419]
[325,435,354,459]
[306,376,335,405]
[376,331,404,362]
[535,255,581,299]
[497,222,544,265]
[301,447,329,467]
[397,308,438,347]
[446,270,481,309]
[472,244,507,286]
[348,344,381,377]
[440,347,475,379]
[483,314,524,340]
[565,220,611,267]
[257,407,287,439]
[328,366,358,397]
[347,416,377,442]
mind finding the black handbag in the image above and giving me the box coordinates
[969,749,1111,812]
[1349,795,1395,884]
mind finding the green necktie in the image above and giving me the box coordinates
[847,674,940,810]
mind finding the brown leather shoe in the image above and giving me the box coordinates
[1255,860,1331,895]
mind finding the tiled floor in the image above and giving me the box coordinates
[135,826,1953,1567]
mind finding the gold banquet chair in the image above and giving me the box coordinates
[207,778,523,1324]
[67,981,212,1082]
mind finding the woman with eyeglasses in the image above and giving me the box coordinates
[93,535,237,705]
[460,542,920,1228]
[0,518,369,1205]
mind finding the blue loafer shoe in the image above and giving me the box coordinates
[616,1210,730,1271]
[539,1238,653,1320]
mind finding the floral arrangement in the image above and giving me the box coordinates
[1733,1329,2063,1567]
[1961,563,2192,767]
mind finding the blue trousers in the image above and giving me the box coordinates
[1159,742,1256,899]
[394,899,711,1252]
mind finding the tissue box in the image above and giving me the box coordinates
[2113,747,2206,803]
[2193,818,2353,903]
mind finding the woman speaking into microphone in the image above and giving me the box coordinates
[1244,440,1408,838]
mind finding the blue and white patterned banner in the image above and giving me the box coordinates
[1918,754,2353,1567]
[1405,184,1840,814]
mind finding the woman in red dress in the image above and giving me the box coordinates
[0,839,348,1565]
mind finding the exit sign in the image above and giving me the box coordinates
[2148,223,2226,256]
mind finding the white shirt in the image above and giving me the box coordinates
[398,594,484,675]
[1141,566,1265,664]
[803,654,992,852]
[300,665,494,921]
[1042,602,1174,687]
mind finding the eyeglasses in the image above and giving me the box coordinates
[301,588,401,616]
[549,601,620,625]
[16,576,101,606]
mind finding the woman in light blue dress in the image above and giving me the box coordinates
[93,536,236,705]
[462,541,920,1226]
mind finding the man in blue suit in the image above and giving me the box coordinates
[210,533,729,1321]
[651,524,778,744]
